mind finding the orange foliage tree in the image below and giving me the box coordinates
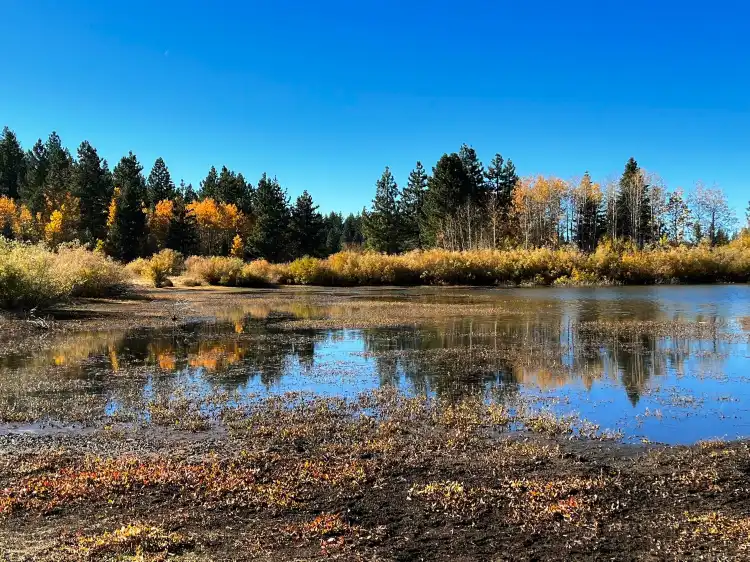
[187,198,247,255]
[512,176,568,248]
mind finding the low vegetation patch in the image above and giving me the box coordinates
[170,240,750,288]
[0,239,128,308]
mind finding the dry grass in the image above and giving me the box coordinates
[172,240,750,288]
[0,239,128,308]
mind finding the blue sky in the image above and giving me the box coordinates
[2,1,748,215]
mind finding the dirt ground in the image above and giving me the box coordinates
[0,288,748,561]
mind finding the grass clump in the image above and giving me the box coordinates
[0,239,128,308]
[184,256,279,287]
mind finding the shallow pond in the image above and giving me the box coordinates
[2,285,750,444]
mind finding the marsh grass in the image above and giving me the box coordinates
[177,241,750,288]
[0,239,128,308]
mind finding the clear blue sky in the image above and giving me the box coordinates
[2,0,748,216]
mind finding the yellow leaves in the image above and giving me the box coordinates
[0,197,38,240]
[186,198,247,255]
[106,187,120,229]
[43,195,80,246]
[148,199,175,249]
[230,234,244,258]
[72,523,191,557]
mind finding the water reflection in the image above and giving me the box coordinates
[1,285,749,443]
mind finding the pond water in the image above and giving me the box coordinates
[2,285,750,444]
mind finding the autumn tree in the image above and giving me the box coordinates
[0,196,17,238]
[107,152,148,261]
[512,176,568,248]
[44,194,80,246]
[400,161,427,251]
[72,141,113,244]
[146,157,175,207]
[148,199,174,250]
[0,127,26,199]
[363,167,402,254]
[664,188,691,244]
[688,182,736,245]
[246,173,290,261]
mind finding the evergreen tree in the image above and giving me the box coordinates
[180,179,198,203]
[746,200,750,229]
[246,173,290,262]
[22,139,48,215]
[42,132,74,214]
[200,166,219,199]
[217,166,241,205]
[400,161,428,250]
[166,194,199,255]
[615,157,651,247]
[484,153,518,247]
[458,143,486,204]
[289,190,326,258]
[107,152,147,261]
[362,167,402,254]
[146,157,175,206]
[422,153,472,246]
[324,212,344,255]
[342,213,365,248]
[573,172,603,251]
[0,127,26,199]
[71,141,113,243]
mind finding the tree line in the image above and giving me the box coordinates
[0,125,745,264]
[362,146,743,253]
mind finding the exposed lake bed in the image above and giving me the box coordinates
[1,285,750,559]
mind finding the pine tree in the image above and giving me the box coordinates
[246,173,290,262]
[71,141,113,244]
[22,139,49,216]
[324,212,344,255]
[180,179,198,203]
[572,172,603,251]
[0,127,26,199]
[615,157,651,247]
[166,194,199,255]
[458,144,486,204]
[107,152,148,261]
[400,161,428,250]
[289,190,326,258]
[342,213,364,248]
[200,166,219,199]
[362,167,402,254]
[422,153,472,246]
[484,153,518,246]
[42,132,73,215]
[146,157,175,206]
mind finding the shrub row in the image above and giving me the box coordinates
[182,239,750,288]
[0,239,128,308]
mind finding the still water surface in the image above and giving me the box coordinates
[2,285,749,444]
